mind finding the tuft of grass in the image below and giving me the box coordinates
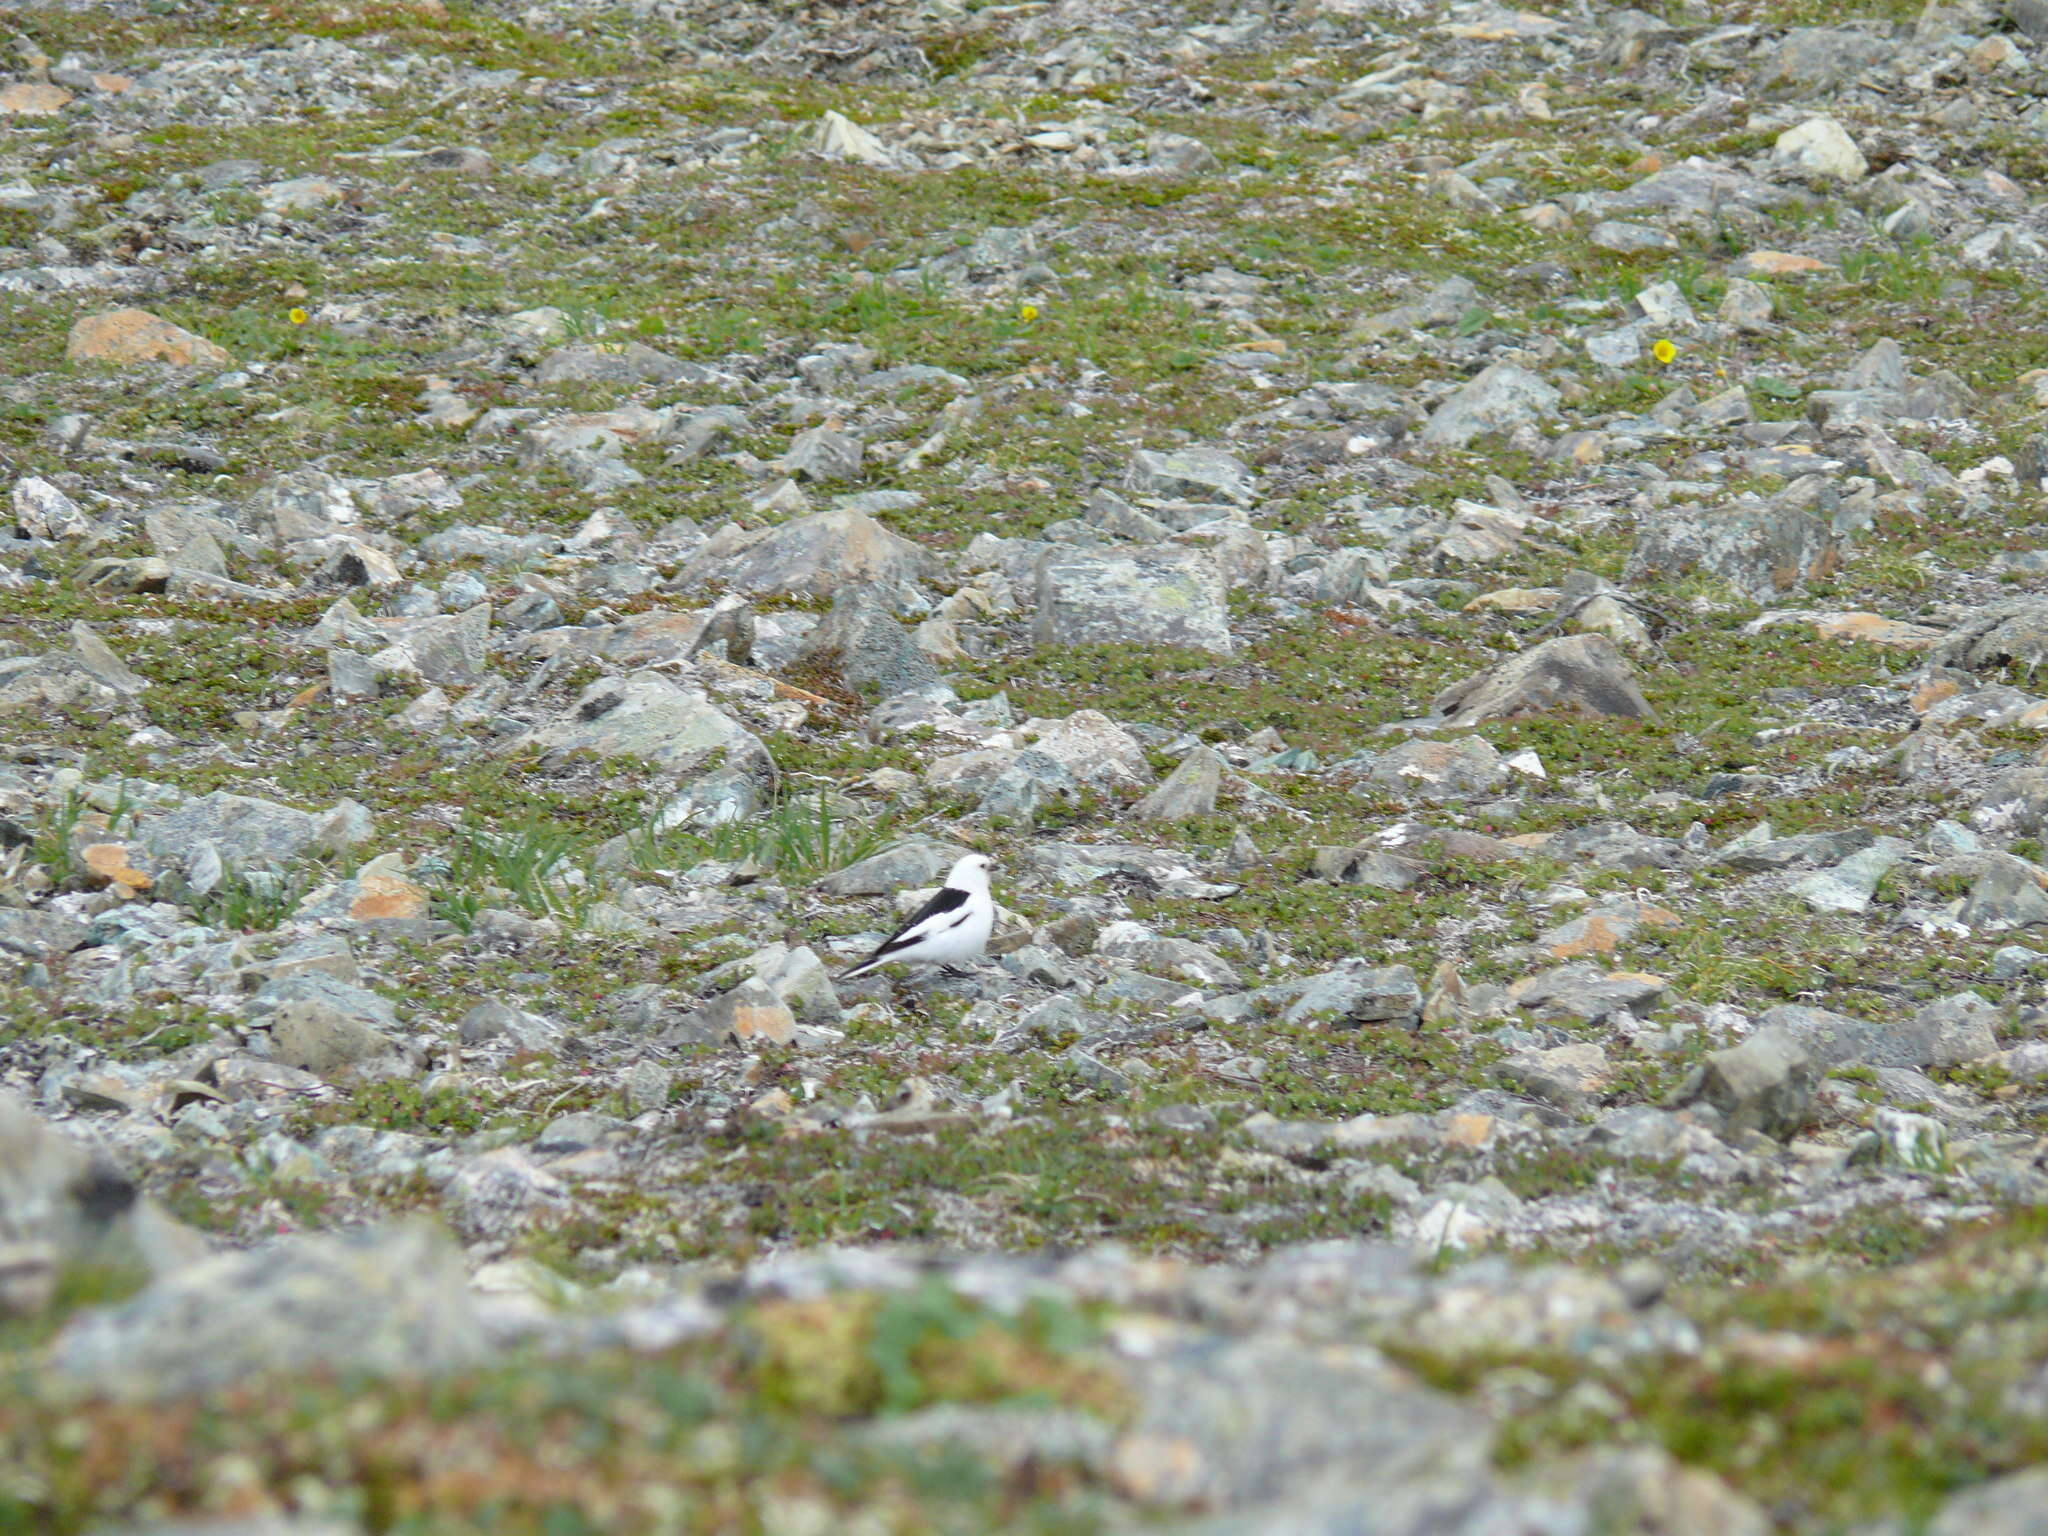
[627,790,895,881]
[178,866,320,933]
[425,815,595,931]
[30,782,139,887]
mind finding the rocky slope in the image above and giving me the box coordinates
[8,0,2048,1528]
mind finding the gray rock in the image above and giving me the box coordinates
[445,1148,565,1244]
[1715,826,1874,872]
[270,998,406,1079]
[1368,737,1505,799]
[1911,992,2000,1067]
[534,340,690,386]
[1500,1042,1610,1113]
[1585,325,1643,368]
[734,941,842,1023]
[1773,117,1867,182]
[1100,933,1241,990]
[664,978,797,1047]
[134,791,321,877]
[0,907,90,961]
[1497,1447,1770,1536]
[1135,746,1224,821]
[1512,964,1668,1022]
[674,507,932,600]
[1626,497,1839,603]
[796,342,875,393]
[256,972,398,1028]
[1001,945,1083,989]
[623,1059,672,1114]
[1310,846,1425,891]
[12,474,88,538]
[0,622,150,713]
[533,1111,629,1153]
[1688,1025,1816,1139]
[1789,836,1909,914]
[1991,944,2048,979]
[1766,26,1893,90]
[91,1518,361,1536]
[1283,964,1421,1028]
[511,670,767,775]
[458,1001,562,1051]
[794,585,943,700]
[1927,596,2048,678]
[2011,0,2048,43]
[1243,1114,1335,1157]
[1032,546,1234,656]
[1353,275,1483,339]
[240,467,355,544]
[418,525,552,567]
[1972,769,2048,842]
[49,1221,488,1400]
[1430,634,1652,726]
[1753,1002,1961,1072]
[783,426,864,482]
[1926,1465,2048,1536]
[1610,162,1794,218]
[978,749,1080,821]
[1022,710,1154,790]
[1126,447,1256,506]
[1114,1335,1489,1511]
[0,1091,200,1315]
[1146,133,1219,175]
[1418,362,1559,448]
[1719,278,1775,332]
[1588,220,1679,254]
[395,604,492,686]
[817,837,970,897]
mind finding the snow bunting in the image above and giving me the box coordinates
[840,853,995,980]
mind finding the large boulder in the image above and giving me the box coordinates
[1032,546,1234,657]
[1687,1025,1816,1139]
[67,307,233,368]
[1418,362,1559,448]
[1752,1000,1991,1072]
[1625,497,1839,603]
[0,1092,202,1316]
[1126,446,1256,506]
[817,837,972,897]
[1928,1466,2048,1536]
[792,586,944,700]
[0,623,148,715]
[49,1221,488,1400]
[133,791,325,877]
[1111,1334,1489,1511]
[1430,634,1652,726]
[1928,596,2048,679]
[510,670,769,777]
[674,507,933,600]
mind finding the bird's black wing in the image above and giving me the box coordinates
[865,883,970,961]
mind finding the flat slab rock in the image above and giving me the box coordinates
[49,1221,487,1400]
[1031,544,1235,657]
[510,670,766,775]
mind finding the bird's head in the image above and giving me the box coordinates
[949,853,994,891]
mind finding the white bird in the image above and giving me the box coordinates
[840,853,995,980]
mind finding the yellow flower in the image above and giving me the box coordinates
[1651,337,1678,365]
[1018,302,1039,322]
[288,307,309,326]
